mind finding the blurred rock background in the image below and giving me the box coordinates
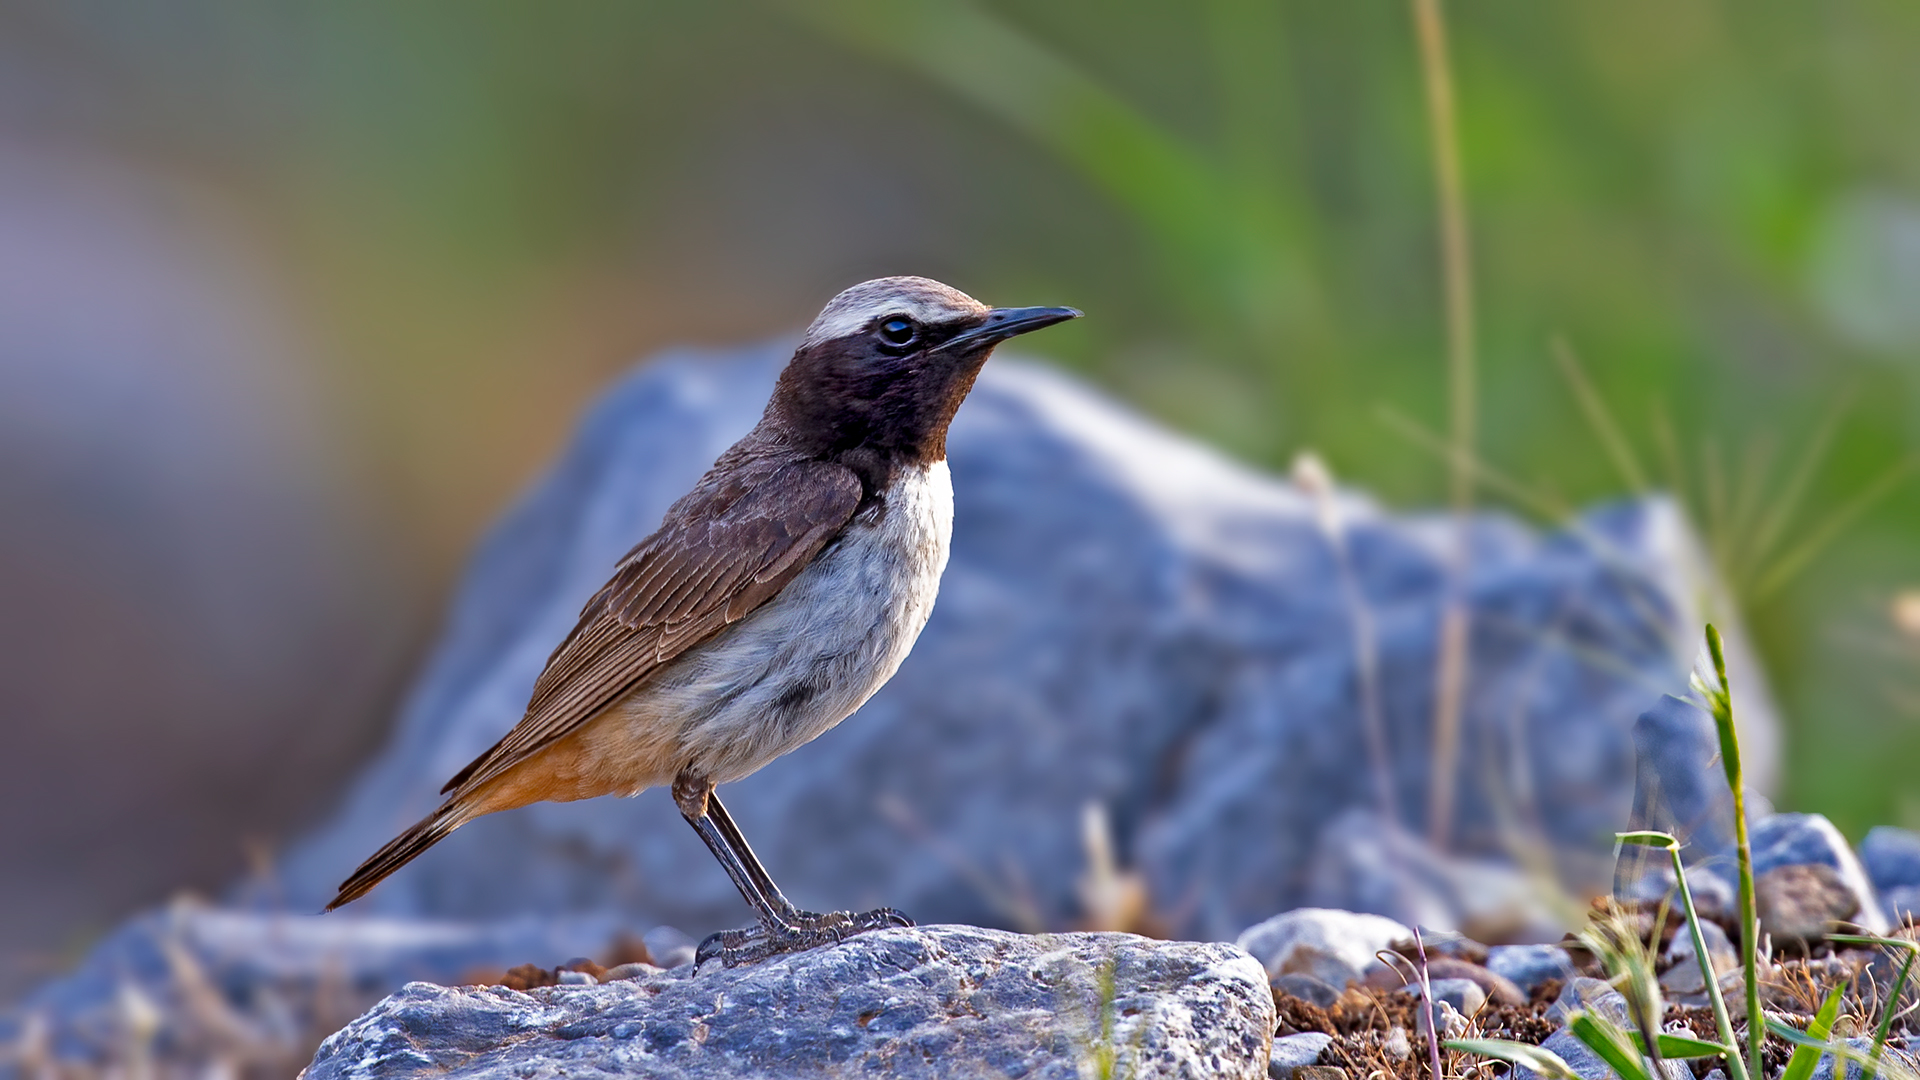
[3,0,1918,1004]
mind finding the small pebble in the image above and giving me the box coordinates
[1384,1027,1411,1060]
[1398,976,1486,1019]
[1485,944,1575,995]
[602,963,654,982]
[1269,1032,1333,1080]
[556,969,597,986]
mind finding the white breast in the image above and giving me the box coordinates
[618,460,954,786]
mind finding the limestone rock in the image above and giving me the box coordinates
[1756,863,1862,944]
[1547,977,1620,1025]
[1270,1032,1334,1080]
[1748,814,1888,933]
[1882,886,1920,926]
[1860,826,1920,923]
[1806,1037,1920,1080]
[1526,981,1691,1080]
[1520,1027,1691,1080]
[2,903,626,1075]
[1621,695,1743,861]
[1418,957,1524,1007]
[1398,976,1485,1018]
[299,926,1274,1080]
[1862,826,1920,887]
[1660,918,1738,995]
[1485,944,1577,995]
[1236,908,1411,988]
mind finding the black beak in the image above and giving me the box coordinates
[938,305,1082,353]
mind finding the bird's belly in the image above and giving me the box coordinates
[599,460,953,787]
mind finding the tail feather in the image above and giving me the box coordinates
[326,803,470,911]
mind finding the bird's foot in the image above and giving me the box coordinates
[695,907,914,968]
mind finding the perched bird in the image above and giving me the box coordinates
[327,276,1079,965]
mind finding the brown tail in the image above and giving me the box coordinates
[326,802,472,910]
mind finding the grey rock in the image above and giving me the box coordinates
[1519,1027,1690,1080]
[1621,695,1744,865]
[1486,944,1577,995]
[1660,918,1738,994]
[1882,885,1920,926]
[1614,842,1737,925]
[299,926,1275,1080]
[268,346,1778,942]
[1681,864,1738,924]
[1,902,625,1071]
[1757,863,1862,943]
[1861,826,1920,891]
[1411,956,1526,1007]
[1747,813,1889,932]
[1384,1027,1412,1060]
[1524,981,1692,1080]
[1271,1032,1335,1080]
[1413,934,1491,964]
[1806,1037,1920,1080]
[1273,973,1343,1008]
[1399,977,1486,1018]
[1236,908,1411,988]
[1548,978,1623,1025]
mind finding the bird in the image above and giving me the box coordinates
[326,276,1080,966]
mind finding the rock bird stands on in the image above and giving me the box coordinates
[328,277,1080,965]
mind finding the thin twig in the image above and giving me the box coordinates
[1416,927,1444,1080]
[1409,0,1477,850]
[1553,337,1647,492]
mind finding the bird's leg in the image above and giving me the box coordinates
[672,772,912,967]
[673,774,798,934]
[704,793,914,939]
[701,792,802,921]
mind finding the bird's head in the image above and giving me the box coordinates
[772,276,1079,471]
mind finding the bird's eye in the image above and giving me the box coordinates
[877,316,919,348]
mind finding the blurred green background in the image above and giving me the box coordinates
[4,0,1918,993]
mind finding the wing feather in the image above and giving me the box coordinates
[439,459,863,796]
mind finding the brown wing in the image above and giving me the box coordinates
[439,458,863,796]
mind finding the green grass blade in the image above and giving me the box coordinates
[1570,1012,1657,1080]
[1629,1031,1733,1059]
[1766,1024,1920,1080]
[1667,841,1750,1080]
[1828,934,1920,1080]
[1873,949,1917,1080]
[1616,830,1678,847]
[1698,624,1763,1080]
[1779,985,1847,1080]
[1447,1039,1584,1080]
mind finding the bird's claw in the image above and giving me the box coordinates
[695,907,914,967]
